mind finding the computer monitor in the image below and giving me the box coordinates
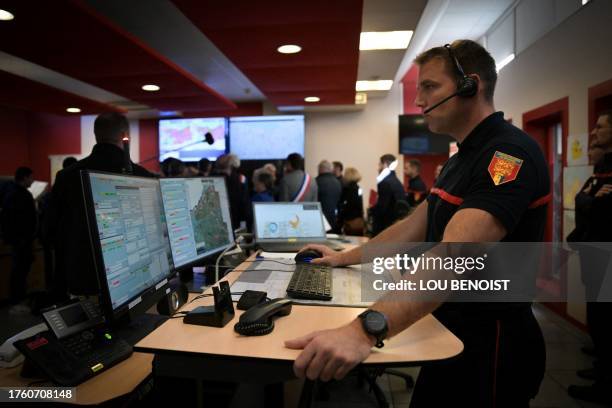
[159,177,234,269]
[253,202,327,241]
[81,171,175,324]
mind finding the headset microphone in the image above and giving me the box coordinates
[423,90,460,114]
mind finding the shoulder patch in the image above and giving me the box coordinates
[488,151,523,185]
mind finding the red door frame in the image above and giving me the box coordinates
[523,97,569,318]
[589,78,612,139]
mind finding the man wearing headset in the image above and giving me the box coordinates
[286,40,550,407]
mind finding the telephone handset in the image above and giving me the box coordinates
[234,298,292,336]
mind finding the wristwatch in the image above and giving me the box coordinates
[358,310,388,348]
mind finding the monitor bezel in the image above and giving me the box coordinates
[159,176,235,271]
[81,170,175,324]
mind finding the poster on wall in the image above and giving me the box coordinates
[563,165,593,210]
[49,155,84,185]
[567,133,589,166]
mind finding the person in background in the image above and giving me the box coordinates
[279,153,318,202]
[185,163,199,177]
[38,157,78,300]
[1,167,36,314]
[212,154,251,230]
[44,112,154,299]
[161,157,186,177]
[333,161,344,184]
[404,159,428,206]
[371,154,406,235]
[337,167,364,236]
[263,163,279,198]
[567,111,612,406]
[433,163,444,184]
[62,156,78,169]
[198,158,212,176]
[317,160,342,232]
[251,170,275,202]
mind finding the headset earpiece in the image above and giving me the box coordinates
[457,75,478,97]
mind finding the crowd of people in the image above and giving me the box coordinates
[0,111,440,315]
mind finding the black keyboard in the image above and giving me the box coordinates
[60,329,132,368]
[286,264,333,300]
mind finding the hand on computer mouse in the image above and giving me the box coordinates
[297,245,344,267]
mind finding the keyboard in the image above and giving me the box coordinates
[286,264,333,301]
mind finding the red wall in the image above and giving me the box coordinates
[0,106,30,176]
[0,106,80,182]
[27,112,81,183]
[139,119,160,173]
[401,65,448,190]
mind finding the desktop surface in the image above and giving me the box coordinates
[135,262,463,367]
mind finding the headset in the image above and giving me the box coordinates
[423,44,478,114]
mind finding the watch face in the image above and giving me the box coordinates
[364,312,386,334]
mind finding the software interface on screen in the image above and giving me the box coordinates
[229,115,304,159]
[88,173,173,310]
[160,177,233,268]
[159,117,226,161]
[254,203,325,239]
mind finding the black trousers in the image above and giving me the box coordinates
[9,240,33,304]
[410,305,545,408]
[587,302,612,383]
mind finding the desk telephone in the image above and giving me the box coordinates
[234,298,292,336]
[13,299,132,386]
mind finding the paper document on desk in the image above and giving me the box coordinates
[231,261,372,307]
[259,252,296,259]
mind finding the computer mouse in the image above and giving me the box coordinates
[294,249,323,263]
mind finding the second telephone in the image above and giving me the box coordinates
[234,298,292,336]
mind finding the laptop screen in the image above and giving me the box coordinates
[253,202,326,241]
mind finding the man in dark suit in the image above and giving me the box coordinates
[44,113,154,299]
[371,154,406,235]
[1,167,37,312]
[316,160,342,232]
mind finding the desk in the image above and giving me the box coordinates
[134,255,463,406]
[0,353,153,405]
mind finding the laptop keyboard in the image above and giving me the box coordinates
[286,264,333,301]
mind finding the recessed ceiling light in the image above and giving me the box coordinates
[496,53,515,72]
[355,92,367,105]
[359,31,413,50]
[277,44,302,54]
[142,84,160,91]
[355,80,393,91]
[66,107,81,113]
[304,96,320,103]
[0,9,14,21]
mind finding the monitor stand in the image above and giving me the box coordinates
[113,313,169,346]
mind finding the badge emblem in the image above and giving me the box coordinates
[488,151,523,185]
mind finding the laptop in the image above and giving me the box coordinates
[253,202,344,252]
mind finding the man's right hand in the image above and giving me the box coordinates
[297,244,346,267]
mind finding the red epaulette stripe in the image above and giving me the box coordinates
[594,172,612,178]
[528,193,551,209]
[430,187,464,205]
[431,188,551,209]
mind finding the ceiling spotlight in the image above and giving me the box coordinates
[355,80,393,91]
[142,84,160,91]
[66,107,81,113]
[277,44,302,54]
[0,9,14,21]
[360,31,413,50]
[304,96,320,103]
